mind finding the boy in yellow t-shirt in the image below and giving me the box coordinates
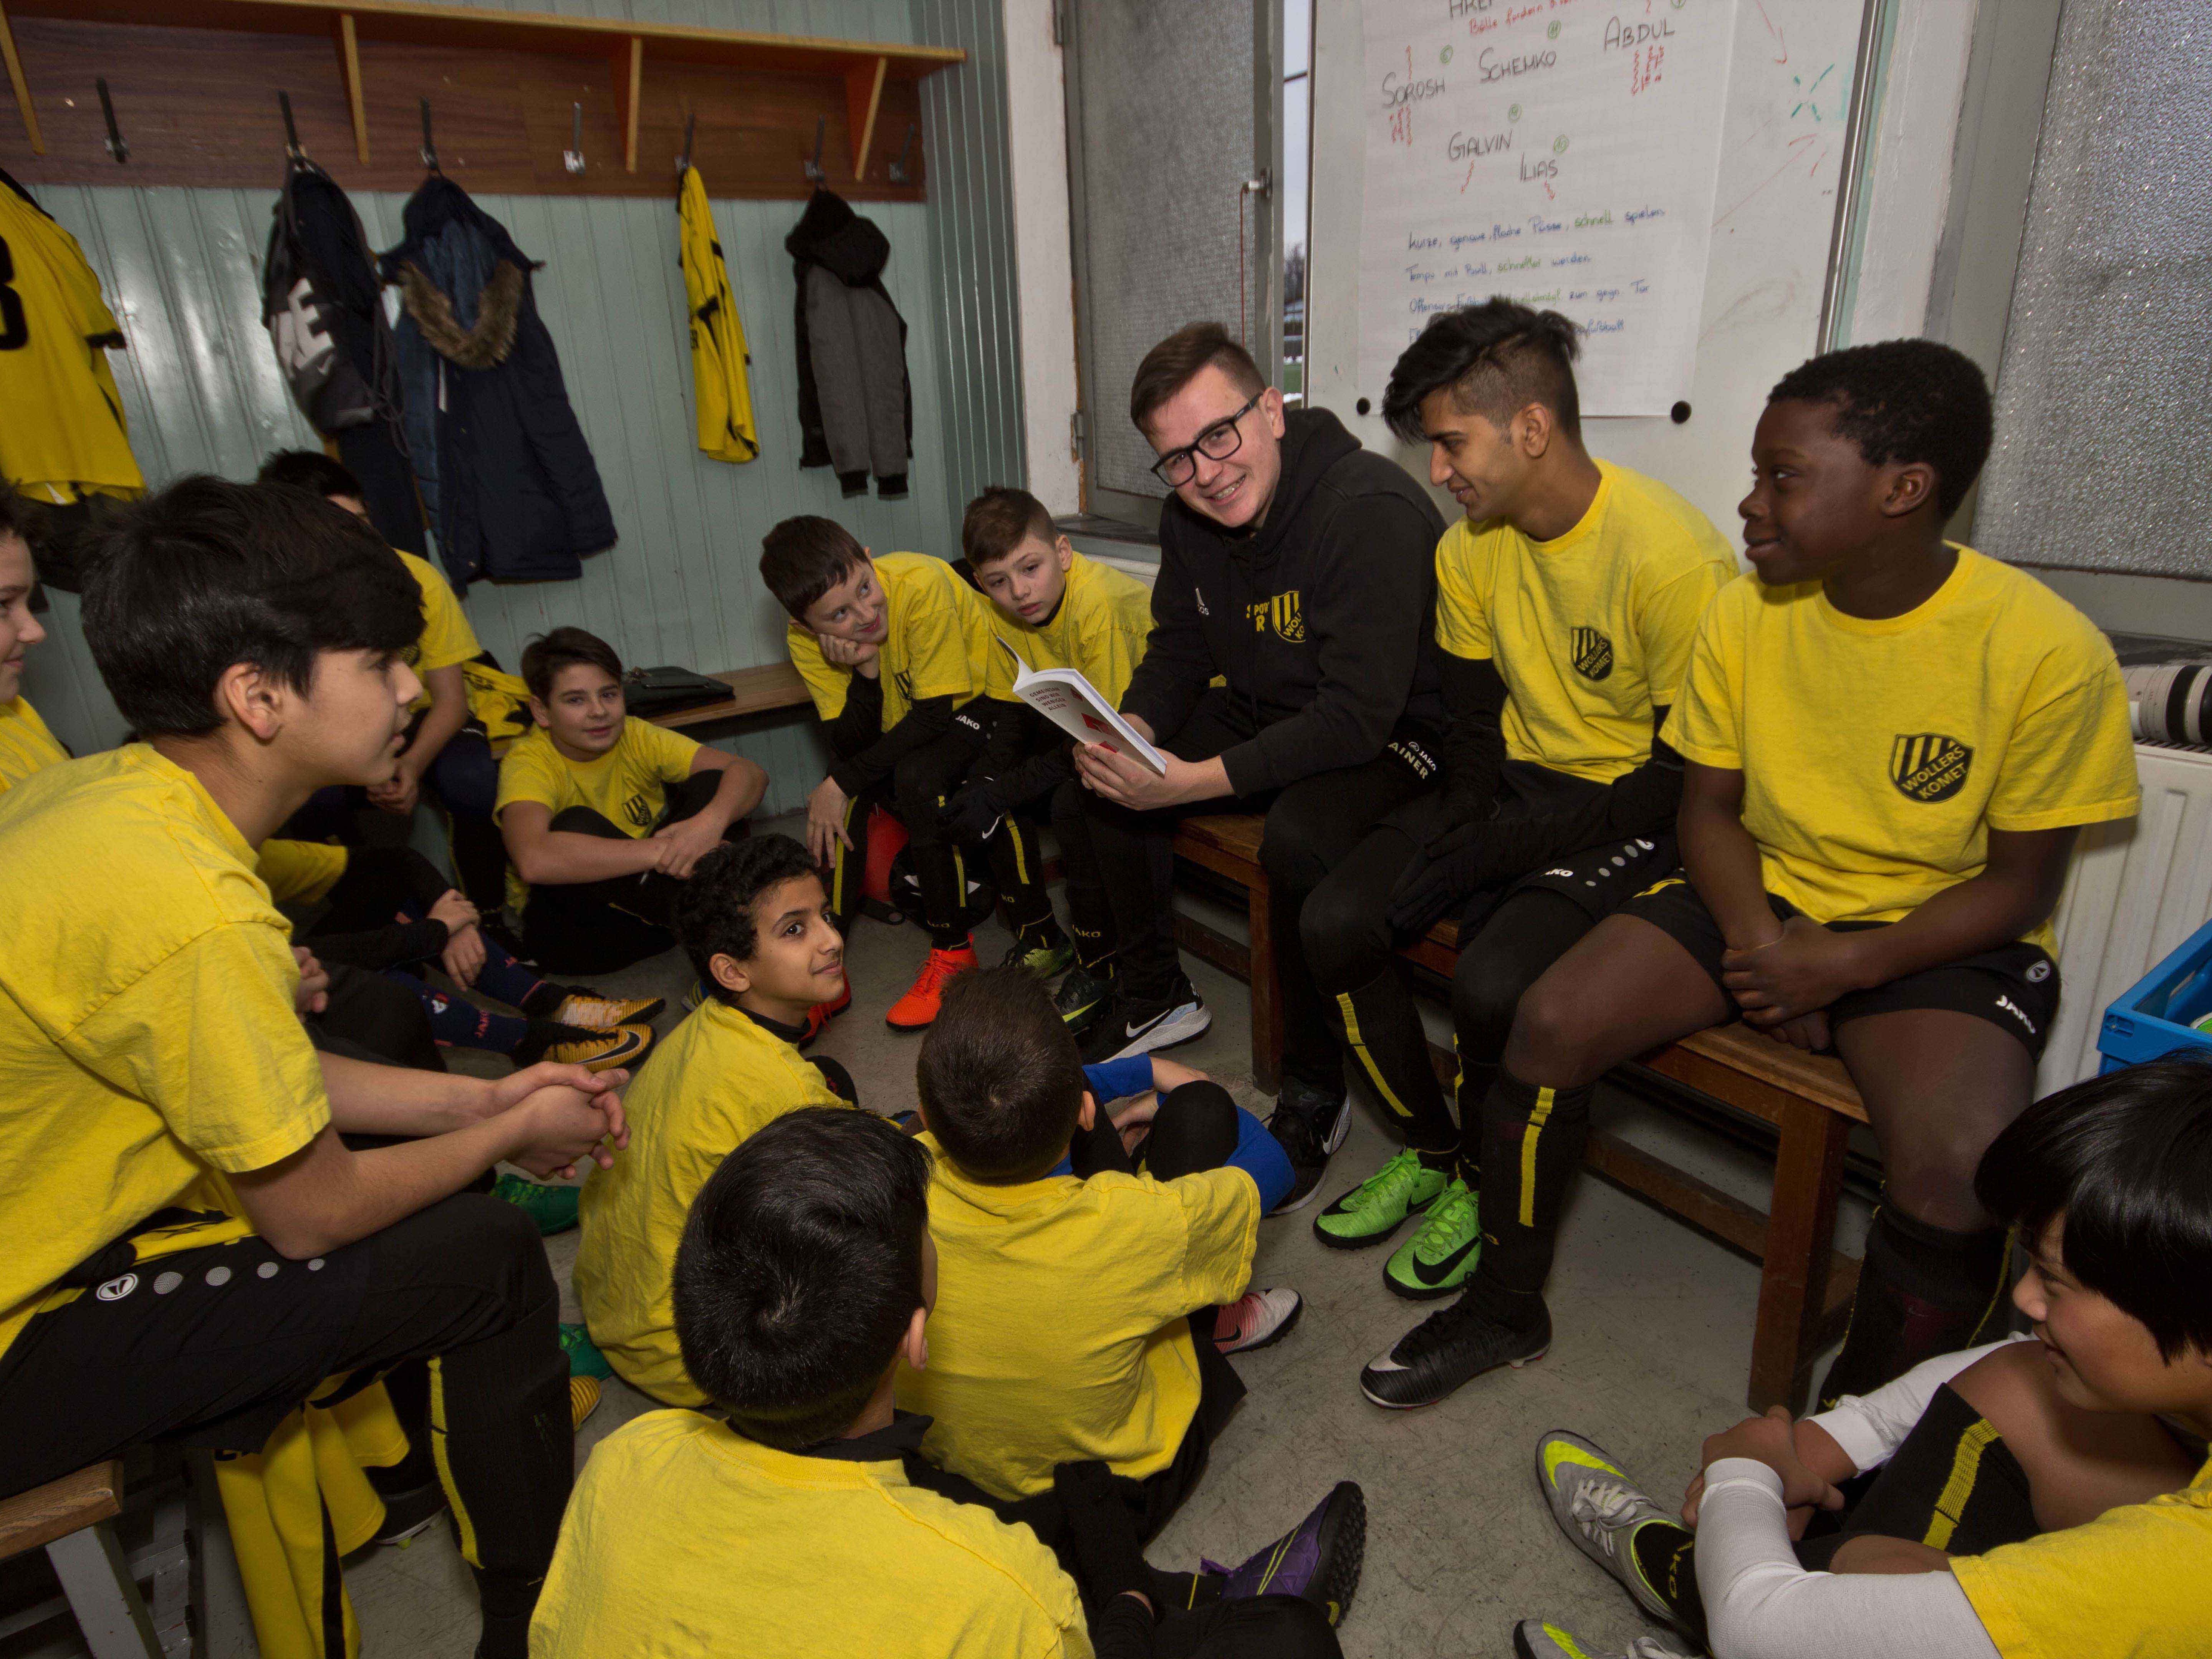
[257,451,510,911]
[1298,300,1733,1284]
[760,515,996,1029]
[947,486,1155,1025]
[896,966,1305,1545]
[575,834,855,1407]
[1360,340,2139,1416]
[496,626,766,974]
[538,1108,1361,1658]
[1512,1056,2212,1659]
[0,478,629,1659]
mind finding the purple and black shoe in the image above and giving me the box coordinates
[1207,1480,1366,1626]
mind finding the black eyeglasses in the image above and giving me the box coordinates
[1148,391,1265,487]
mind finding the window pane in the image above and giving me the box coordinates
[1284,0,1312,78]
[1282,63,1311,404]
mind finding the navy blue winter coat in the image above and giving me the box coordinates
[381,178,616,587]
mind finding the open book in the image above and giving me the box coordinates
[995,638,1168,775]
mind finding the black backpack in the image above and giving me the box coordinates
[262,156,391,434]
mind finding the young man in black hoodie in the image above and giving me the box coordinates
[1075,323,1446,1209]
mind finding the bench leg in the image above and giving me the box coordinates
[1247,868,1282,1094]
[46,1525,164,1659]
[1748,1096,1852,1413]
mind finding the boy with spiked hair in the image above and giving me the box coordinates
[574,833,856,1407]
[950,485,1154,1027]
[762,515,997,1029]
[1298,299,1733,1295]
[1359,339,2138,1415]
[496,624,766,974]
[1514,1054,2212,1659]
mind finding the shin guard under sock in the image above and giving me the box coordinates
[1474,1068,1595,1300]
[1334,969,1457,1154]
[1818,1205,2010,1407]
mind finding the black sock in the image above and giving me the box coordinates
[1454,1055,1496,1182]
[472,1569,545,1659]
[1415,1146,1457,1173]
[1474,1067,1594,1298]
[929,928,974,952]
[518,982,568,1020]
[1820,1206,2010,1407]
[1143,1567,1221,1612]
[1014,913,1068,950]
[1629,1521,1705,1645]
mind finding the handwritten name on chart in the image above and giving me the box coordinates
[1357,0,1741,416]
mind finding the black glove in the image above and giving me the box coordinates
[1386,821,1491,935]
[943,779,1006,842]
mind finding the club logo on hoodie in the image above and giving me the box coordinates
[1248,590,1306,643]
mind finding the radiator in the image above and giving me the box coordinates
[2040,741,2212,1091]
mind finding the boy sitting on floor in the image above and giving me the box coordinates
[1360,340,2139,1414]
[945,486,1154,1015]
[1513,1054,2212,1659]
[762,516,996,1028]
[574,833,855,1407]
[496,625,766,974]
[896,966,1300,1542]
[536,1108,1360,1659]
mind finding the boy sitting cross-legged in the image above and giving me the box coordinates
[762,515,997,1028]
[896,965,1301,1541]
[496,626,767,974]
[574,832,855,1407]
[945,486,1154,1020]
[1360,339,2140,1413]
[1513,1054,2212,1659]
[537,1108,1361,1659]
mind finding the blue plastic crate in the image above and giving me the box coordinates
[2098,914,2212,1074]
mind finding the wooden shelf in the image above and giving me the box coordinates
[0,0,960,193]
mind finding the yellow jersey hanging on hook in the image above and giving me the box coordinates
[677,166,759,464]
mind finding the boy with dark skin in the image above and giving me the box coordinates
[1360,341,2138,1414]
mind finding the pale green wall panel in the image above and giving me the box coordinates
[15,0,1020,822]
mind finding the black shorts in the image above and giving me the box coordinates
[1455,760,1680,928]
[1619,877,2060,1057]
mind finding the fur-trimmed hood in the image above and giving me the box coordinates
[396,258,522,369]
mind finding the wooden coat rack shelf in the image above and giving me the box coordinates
[0,0,962,199]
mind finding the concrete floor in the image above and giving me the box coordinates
[315,812,1843,1659]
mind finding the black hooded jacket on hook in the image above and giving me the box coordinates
[381,176,617,588]
[1118,407,1447,798]
[785,188,913,499]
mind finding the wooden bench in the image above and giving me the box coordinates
[1170,811,1865,1413]
[0,1460,164,1656]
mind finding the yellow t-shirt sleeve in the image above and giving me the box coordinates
[256,838,350,907]
[639,720,704,783]
[1984,654,2141,834]
[1172,1166,1261,1310]
[409,560,481,673]
[1639,560,1729,711]
[1951,1480,2212,1659]
[903,575,985,704]
[70,922,330,1174]
[787,626,852,720]
[1661,591,1746,770]
[1432,533,1494,661]
[495,738,564,818]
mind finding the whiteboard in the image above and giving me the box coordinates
[1356,0,1742,417]
[1309,0,1868,543]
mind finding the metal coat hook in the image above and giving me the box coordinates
[419,97,441,172]
[563,102,585,174]
[676,111,697,176]
[887,122,917,185]
[96,78,128,165]
[278,91,305,161]
[803,116,826,183]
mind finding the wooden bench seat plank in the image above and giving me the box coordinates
[0,1461,122,1563]
[643,662,813,730]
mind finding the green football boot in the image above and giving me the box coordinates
[1383,1177,1480,1298]
[492,1173,581,1237]
[1003,934,1077,979]
[1312,1149,1450,1249]
[559,1321,614,1380]
[1512,1621,1692,1659]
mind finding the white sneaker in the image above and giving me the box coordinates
[1214,1287,1303,1354]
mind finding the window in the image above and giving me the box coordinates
[1282,0,1313,406]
